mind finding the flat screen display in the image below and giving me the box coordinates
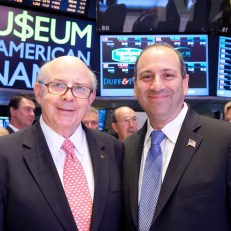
[96,0,231,35]
[0,4,97,92]
[100,34,209,97]
[217,36,231,97]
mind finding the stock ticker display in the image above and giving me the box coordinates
[0,0,89,16]
[217,36,231,97]
[100,34,209,97]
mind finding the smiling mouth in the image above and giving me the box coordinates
[149,94,169,99]
[58,108,74,112]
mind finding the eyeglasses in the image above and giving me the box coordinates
[116,117,138,125]
[39,81,94,99]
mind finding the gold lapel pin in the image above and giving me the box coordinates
[187,139,196,148]
[100,154,104,159]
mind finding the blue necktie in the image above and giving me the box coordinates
[139,130,165,231]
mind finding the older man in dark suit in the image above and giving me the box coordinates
[123,43,231,231]
[0,56,124,231]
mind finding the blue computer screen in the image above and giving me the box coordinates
[98,109,107,131]
[217,36,231,97]
[0,116,9,128]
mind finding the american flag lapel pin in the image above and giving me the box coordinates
[187,139,196,148]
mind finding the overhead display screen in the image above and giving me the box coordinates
[0,0,89,17]
[217,36,231,97]
[97,0,231,35]
[100,34,209,97]
[0,4,96,91]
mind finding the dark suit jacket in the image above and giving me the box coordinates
[123,106,231,231]
[0,121,124,231]
[5,125,14,134]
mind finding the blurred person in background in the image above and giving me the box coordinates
[6,93,36,133]
[82,106,99,130]
[224,101,231,122]
[0,126,9,136]
[111,106,138,141]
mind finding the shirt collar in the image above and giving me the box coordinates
[145,102,188,144]
[8,123,19,132]
[39,116,86,155]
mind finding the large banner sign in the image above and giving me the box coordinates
[0,5,95,90]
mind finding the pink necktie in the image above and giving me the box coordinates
[62,139,92,231]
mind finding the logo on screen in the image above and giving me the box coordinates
[112,48,142,63]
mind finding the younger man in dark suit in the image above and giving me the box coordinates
[0,56,124,231]
[6,93,36,133]
[123,43,231,231]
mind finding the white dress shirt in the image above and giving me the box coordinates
[39,116,95,200]
[8,123,19,132]
[138,103,188,201]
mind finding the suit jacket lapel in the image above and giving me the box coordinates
[84,128,110,231]
[153,107,203,223]
[22,122,77,231]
